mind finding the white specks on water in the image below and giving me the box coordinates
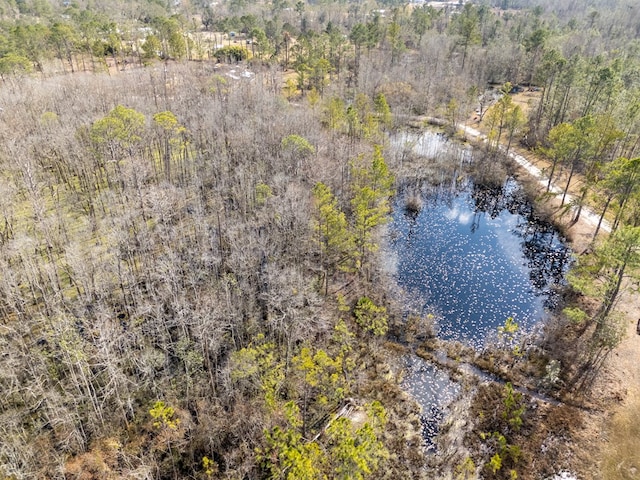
[388,131,572,447]
[402,356,461,452]
[389,177,570,350]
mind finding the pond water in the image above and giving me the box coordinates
[389,130,572,450]
[402,355,461,453]
[388,177,570,349]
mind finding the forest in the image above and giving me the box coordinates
[0,0,639,479]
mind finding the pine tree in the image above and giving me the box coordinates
[312,182,355,291]
[349,146,394,273]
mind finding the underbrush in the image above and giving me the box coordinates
[465,382,585,480]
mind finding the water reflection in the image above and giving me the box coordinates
[391,130,474,185]
[388,177,571,349]
[387,130,572,452]
[402,355,460,453]
[392,130,473,165]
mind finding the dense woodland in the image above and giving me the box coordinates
[0,0,640,479]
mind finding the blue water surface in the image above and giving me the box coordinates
[388,178,570,349]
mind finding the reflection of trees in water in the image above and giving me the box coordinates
[397,176,467,199]
[421,404,444,452]
[394,176,571,310]
[519,222,571,310]
[470,178,571,306]
[523,237,570,310]
[395,181,423,242]
[393,130,473,182]
[396,178,468,239]
[470,181,508,218]
[470,178,532,219]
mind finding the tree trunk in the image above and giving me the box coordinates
[593,195,612,240]
[561,160,576,205]
[595,256,628,332]
[546,157,559,192]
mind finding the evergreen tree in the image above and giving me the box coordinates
[349,146,394,273]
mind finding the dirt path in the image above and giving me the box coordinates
[596,288,640,479]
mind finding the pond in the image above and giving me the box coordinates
[387,129,571,349]
[388,130,572,450]
[388,177,570,349]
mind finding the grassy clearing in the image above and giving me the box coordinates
[601,387,640,479]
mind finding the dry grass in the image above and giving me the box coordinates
[600,388,640,479]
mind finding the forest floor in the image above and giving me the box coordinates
[464,92,640,479]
